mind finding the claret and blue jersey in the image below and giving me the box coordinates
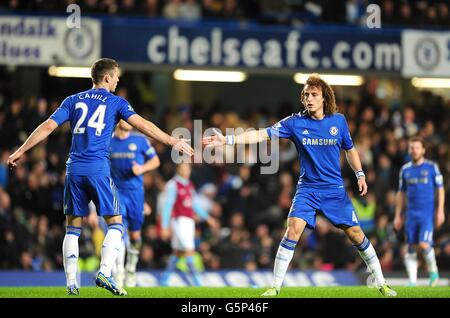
[266,112,358,229]
[50,87,137,217]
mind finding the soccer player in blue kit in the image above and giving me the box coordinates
[203,73,396,297]
[110,119,160,287]
[394,136,445,286]
[7,58,193,296]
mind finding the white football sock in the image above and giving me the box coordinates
[272,237,297,290]
[423,246,438,274]
[99,223,123,277]
[126,239,141,273]
[355,236,386,287]
[63,226,81,287]
[405,251,418,284]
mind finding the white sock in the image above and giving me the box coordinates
[126,239,141,273]
[63,226,81,287]
[355,236,386,287]
[423,247,438,274]
[405,251,418,284]
[272,237,297,290]
[99,223,124,277]
[113,239,126,277]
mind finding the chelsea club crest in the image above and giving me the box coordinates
[329,126,338,136]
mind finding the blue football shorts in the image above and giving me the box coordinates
[63,175,121,217]
[405,214,434,245]
[118,187,145,232]
[289,187,359,229]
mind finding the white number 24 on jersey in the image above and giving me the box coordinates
[73,102,106,136]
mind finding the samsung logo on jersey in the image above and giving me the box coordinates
[110,152,135,159]
[78,93,107,102]
[302,138,337,146]
[407,177,429,185]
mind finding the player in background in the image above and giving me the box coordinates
[203,73,397,297]
[394,136,445,286]
[7,58,193,296]
[159,162,212,286]
[110,119,160,287]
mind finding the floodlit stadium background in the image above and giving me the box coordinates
[0,0,449,287]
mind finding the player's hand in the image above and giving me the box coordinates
[161,228,171,241]
[131,161,144,176]
[169,137,194,156]
[144,202,152,216]
[202,128,226,147]
[435,209,445,229]
[358,177,368,196]
[393,215,403,231]
[7,149,24,169]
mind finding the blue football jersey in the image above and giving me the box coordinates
[50,88,136,176]
[267,112,353,189]
[110,133,157,189]
[398,160,443,218]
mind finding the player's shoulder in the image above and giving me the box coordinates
[401,161,413,171]
[424,159,440,170]
[330,112,347,121]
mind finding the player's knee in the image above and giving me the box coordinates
[286,222,303,240]
[418,242,430,251]
[345,226,364,244]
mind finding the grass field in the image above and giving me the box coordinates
[1,286,449,298]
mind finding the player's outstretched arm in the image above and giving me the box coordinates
[394,191,405,231]
[344,147,368,196]
[127,114,193,156]
[7,119,58,169]
[202,128,269,147]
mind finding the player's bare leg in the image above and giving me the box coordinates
[63,216,82,295]
[262,217,306,296]
[419,242,439,286]
[343,225,396,297]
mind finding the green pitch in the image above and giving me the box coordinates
[0,286,449,298]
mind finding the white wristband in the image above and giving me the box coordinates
[355,170,365,179]
[226,135,235,145]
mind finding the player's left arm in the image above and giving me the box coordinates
[7,119,58,168]
[434,164,445,228]
[436,187,445,228]
[345,147,368,196]
[132,141,161,176]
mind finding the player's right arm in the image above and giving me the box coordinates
[127,114,193,156]
[7,119,58,168]
[394,167,407,231]
[202,115,293,147]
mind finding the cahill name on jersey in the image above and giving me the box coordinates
[267,113,353,189]
[50,88,136,176]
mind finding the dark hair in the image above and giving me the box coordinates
[91,58,119,84]
[409,136,425,148]
[300,73,337,115]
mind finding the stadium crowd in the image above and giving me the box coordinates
[0,0,449,28]
[1,75,450,275]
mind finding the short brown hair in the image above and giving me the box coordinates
[91,58,119,84]
[409,136,425,148]
[300,73,337,115]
